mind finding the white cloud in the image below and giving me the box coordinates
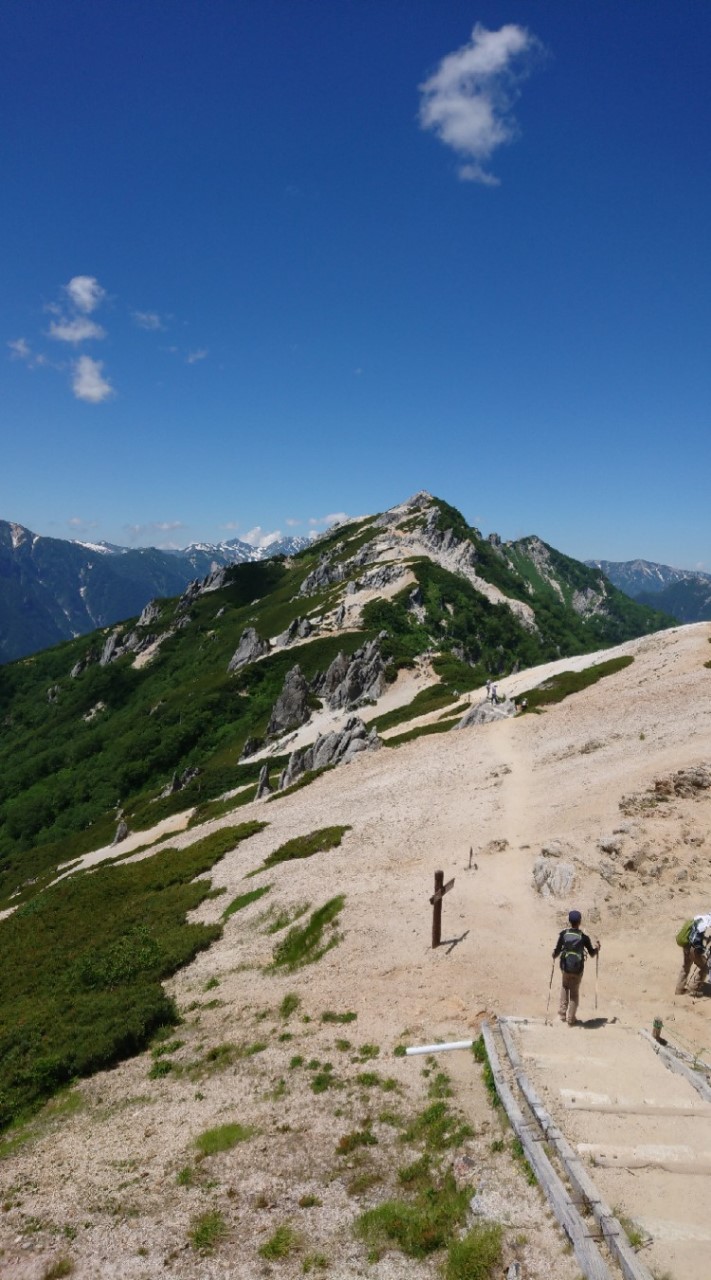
[220,521,240,533]
[49,316,106,343]
[133,310,164,331]
[65,275,106,313]
[123,520,187,547]
[243,526,283,549]
[8,337,31,360]
[186,347,208,364]
[285,518,301,527]
[72,355,114,404]
[308,512,350,529]
[67,516,98,531]
[419,23,542,185]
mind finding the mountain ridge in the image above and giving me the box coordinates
[587,557,711,623]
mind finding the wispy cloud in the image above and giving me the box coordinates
[49,316,106,344]
[133,310,164,331]
[308,512,350,529]
[72,355,114,404]
[7,338,50,369]
[67,516,99,533]
[65,275,106,313]
[285,518,302,528]
[419,23,542,185]
[8,337,31,360]
[123,520,187,548]
[186,347,208,364]
[243,526,283,549]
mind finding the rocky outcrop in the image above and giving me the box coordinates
[228,627,270,672]
[532,857,576,898]
[572,586,605,617]
[100,629,123,666]
[456,699,516,728]
[160,765,200,797]
[274,617,313,648]
[317,636,387,710]
[201,566,228,594]
[240,736,264,760]
[280,715,380,789]
[255,764,272,799]
[174,579,201,615]
[138,600,161,627]
[266,665,311,737]
[298,551,347,597]
[112,819,129,846]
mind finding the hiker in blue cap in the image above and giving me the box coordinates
[552,910,600,1026]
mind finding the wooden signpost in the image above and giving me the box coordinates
[430,870,454,948]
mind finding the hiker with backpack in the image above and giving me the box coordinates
[675,913,711,995]
[553,909,601,1026]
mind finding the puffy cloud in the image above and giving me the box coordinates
[133,310,164,330]
[65,275,106,313]
[419,23,542,185]
[72,355,114,404]
[285,518,302,527]
[242,526,283,549]
[49,316,106,343]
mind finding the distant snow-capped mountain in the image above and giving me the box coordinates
[0,521,310,664]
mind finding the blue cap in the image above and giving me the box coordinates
[569,909,582,925]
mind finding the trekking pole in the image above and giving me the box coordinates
[595,951,599,1011]
[545,959,555,1024]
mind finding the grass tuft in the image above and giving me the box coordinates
[194,1122,255,1156]
[271,896,345,969]
[189,1209,228,1253]
[443,1222,503,1279]
[258,1221,301,1260]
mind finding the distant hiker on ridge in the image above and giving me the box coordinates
[675,913,711,995]
[552,910,600,1026]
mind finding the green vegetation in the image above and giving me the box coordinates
[355,1170,470,1259]
[336,1128,377,1155]
[258,1221,302,1260]
[321,1009,357,1024]
[511,1137,537,1185]
[518,655,634,711]
[222,883,271,919]
[443,1223,503,1280]
[189,1208,228,1252]
[272,896,345,969]
[260,825,350,870]
[42,1259,74,1279]
[194,1122,255,1156]
[279,992,301,1019]
[0,822,263,1129]
[402,1100,474,1150]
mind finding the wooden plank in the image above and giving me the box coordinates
[481,1022,613,1280]
[429,877,455,904]
[640,1029,711,1104]
[498,1019,654,1280]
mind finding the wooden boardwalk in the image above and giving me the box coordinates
[499,1017,711,1278]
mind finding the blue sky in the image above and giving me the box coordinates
[3,1,710,567]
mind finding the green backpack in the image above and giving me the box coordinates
[561,929,585,974]
[676,920,693,947]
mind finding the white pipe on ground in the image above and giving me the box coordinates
[404,1039,473,1056]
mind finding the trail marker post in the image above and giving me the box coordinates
[430,870,454,948]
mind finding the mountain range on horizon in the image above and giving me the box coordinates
[0,519,310,664]
[1,501,707,665]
